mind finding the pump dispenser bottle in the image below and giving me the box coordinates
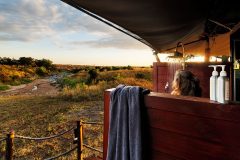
[217,65,229,104]
[209,65,218,101]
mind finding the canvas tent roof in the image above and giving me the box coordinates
[62,0,240,53]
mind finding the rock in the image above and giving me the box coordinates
[32,85,38,91]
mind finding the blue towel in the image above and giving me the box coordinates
[107,85,149,160]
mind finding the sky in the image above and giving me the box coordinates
[0,0,155,66]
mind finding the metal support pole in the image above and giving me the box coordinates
[153,50,160,62]
[6,131,14,160]
[77,121,83,160]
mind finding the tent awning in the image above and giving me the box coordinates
[62,0,240,52]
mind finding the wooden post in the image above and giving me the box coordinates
[77,121,83,160]
[153,51,160,63]
[6,131,14,160]
[205,37,210,62]
[103,90,111,160]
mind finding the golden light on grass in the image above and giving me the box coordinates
[0,67,153,159]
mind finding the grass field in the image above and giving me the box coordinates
[0,67,153,159]
[0,95,103,159]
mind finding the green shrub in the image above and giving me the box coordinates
[35,59,53,69]
[71,68,82,73]
[0,85,10,91]
[20,78,32,84]
[58,77,79,88]
[111,66,120,71]
[87,69,98,84]
[36,66,48,76]
[135,73,146,79]
[105,67,112,71]
[19,57,35,66]
[60,81,109,101]
[127,65,133,70]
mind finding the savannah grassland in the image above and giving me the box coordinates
[0,63,153,159]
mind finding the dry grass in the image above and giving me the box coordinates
[0,95,103,159]
[60,68,153,101]
[0,67,153,159]
[0,65,36,84]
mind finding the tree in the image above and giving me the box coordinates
[19,57,35,66]
[0,57,18,65]
[35,59,53,69]
[88,69,98,84]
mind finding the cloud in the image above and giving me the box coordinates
[69,35,148,50]
[0,15,4,22]
[0,0,149,50]
[0,0,60,42]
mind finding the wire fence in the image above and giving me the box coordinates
[0,120,103,160]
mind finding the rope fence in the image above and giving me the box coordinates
[15,127,75,141]
[44,146,78,160]
[83,144,103,153]
[0,137,6,143]
[82,122,103,125]
[0,120,103,160]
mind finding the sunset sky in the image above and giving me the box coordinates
[0,0,155,66]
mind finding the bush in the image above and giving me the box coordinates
[105,67,112,71]
[127,65,133,70]
[0,85,10,91]
[71,68,82,73]
[58,78,78,88]
[60,81,108,101]
[35,59,53,69]
[19,57,35,66]
[111,66,120,71]
[88,69,98,84]
[135,73,146,79]
[99,67,105,72]
[20,78,32,84]
[36,66,48,76]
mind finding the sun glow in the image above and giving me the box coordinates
[158,54,205,63]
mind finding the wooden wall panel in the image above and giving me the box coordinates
[150,128,240,160]
[104,90,240,160]
[147,108,240,147]
[153,62,232,98]
[103,90,111,160]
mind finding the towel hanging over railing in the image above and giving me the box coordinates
[107,85,149,160]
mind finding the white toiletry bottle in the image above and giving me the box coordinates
[208,65,218,101]
[217,65,229,104]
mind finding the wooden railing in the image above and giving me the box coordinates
[0,121,103,160]
[103,89,240,160]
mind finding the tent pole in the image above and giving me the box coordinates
[153,50,160,63]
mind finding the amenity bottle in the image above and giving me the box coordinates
[209,65,218,101]
[217,65,229,104]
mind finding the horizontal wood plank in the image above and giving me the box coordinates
[104,90,240,160]
[145,93,240,122]
[150,128,240,160]
[147,108,240,148]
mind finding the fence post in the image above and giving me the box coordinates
[6,130,14,160]
[77,121,83,160]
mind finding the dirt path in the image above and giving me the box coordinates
[0,78,59,96]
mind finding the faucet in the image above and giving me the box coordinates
[167,42,186,70]
[176,42,186,70]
